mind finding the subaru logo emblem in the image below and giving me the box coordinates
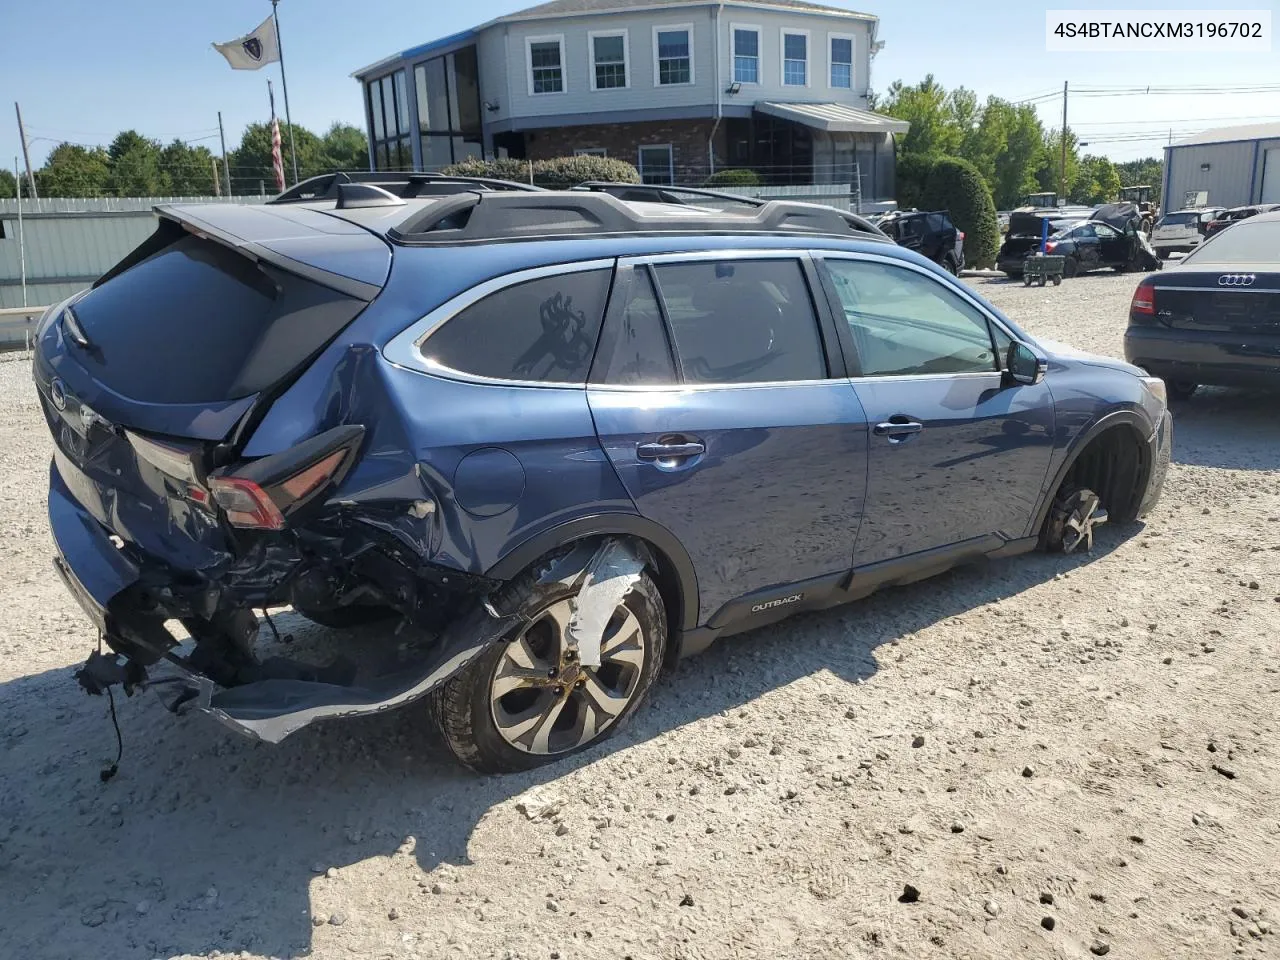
[1218,274,1256,286]
[49,378,67,411]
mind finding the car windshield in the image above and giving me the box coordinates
[1184,217,1280,263]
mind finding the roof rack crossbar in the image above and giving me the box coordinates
[387,191,890,246]
[268,170,543,204]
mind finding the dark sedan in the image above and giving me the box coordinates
[1204,204,1280,238]
[1125,210,1280,399]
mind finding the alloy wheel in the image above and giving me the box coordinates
[488,597,646,755]
[1059,489,1108,554]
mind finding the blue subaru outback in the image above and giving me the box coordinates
[34,174,1171,773]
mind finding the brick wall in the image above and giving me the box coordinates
[523,118,725,181]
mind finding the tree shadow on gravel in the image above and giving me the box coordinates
[0,529,1133,959]
[1168,388,1280,471]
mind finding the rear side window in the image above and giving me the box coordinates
[422,269,611,383]
[592,268,677,386]
[652,259,826,384]
[69,235,364,404]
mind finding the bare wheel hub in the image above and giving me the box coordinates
[489,597,645,755]
[1060,489,1108,554]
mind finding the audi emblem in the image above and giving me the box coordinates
[1218,274,1256,287]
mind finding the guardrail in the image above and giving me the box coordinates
[0,306,45,352]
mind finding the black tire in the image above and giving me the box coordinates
[292,603,397,629]
[430,562,667,774]
[943,253,958,275]
[1064,257,1079,279]
[1167,380,1198,401]
[1052,275,1062,286]
[1023,276,1032,286]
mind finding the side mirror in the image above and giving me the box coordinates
[1007,341,1047,385]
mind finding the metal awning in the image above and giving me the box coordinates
[755,102,909,135]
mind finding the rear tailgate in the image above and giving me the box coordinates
[33,202,391,564]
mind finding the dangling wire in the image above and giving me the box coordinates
[100,686,123,783]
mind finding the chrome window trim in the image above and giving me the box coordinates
[381,259,617,387]
[815,250,1024,378]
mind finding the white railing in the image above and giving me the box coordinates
[0,306,44,352]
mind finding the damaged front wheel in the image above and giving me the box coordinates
[430,565,666,773]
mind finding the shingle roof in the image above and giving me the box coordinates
[496,0,873,23]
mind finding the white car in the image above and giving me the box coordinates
[1151,208,1223,259]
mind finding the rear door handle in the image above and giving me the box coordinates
[873,420,923,441]
[637,440,705,460]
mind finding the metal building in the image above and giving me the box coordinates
[1162,122,1280,212]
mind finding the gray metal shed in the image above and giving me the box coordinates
[1162,122,1280,211]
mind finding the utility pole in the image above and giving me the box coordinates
[217,111,233,199]
[14,102,37,199]
[14,158,27,307]
[1059,81,1068,203]
[212,158,221,196]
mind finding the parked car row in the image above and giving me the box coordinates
[997,203,1160,279]
[870,209,965,273]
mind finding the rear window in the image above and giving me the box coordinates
[69,235,364,404]
[653,259,826,384]
[1185,217,1280,263]
[422,269,611,383]
[1158,212,1198,227]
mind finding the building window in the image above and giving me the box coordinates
[367,70,413,171]
[575,147,608,157]
[830,34,853,89]
[782,30,808,87]
[414,46,484,171]
[527,36,565,95]
[732,25,760,84]
[590,30,629,90]
[654,25,693,86]
[638,144,674,184]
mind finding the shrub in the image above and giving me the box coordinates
[703,168,761,187]
[531,155,640,188]
[920,156,1000,269]
[894,152,935,212]
[440,158,534,183]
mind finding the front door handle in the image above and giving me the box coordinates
[873,420,924,443]
[637,439,705,461]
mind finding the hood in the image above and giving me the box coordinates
[1039,338,1146,377]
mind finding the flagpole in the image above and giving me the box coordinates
[270,0,299,186]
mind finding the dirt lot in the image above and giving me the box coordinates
[1,272,1277,960]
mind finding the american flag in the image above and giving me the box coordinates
[270,116,285,191]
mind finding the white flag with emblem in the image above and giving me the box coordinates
[213,16,280,70]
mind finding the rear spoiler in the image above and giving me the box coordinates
[96,205,387,302]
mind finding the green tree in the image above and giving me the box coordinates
[321,123,370,171]
[158,139,219,196]
[880,75,963,157]
[0,169,15,199]
[1035,126,1081,200]
[894,152,934,210]
[106,130,165,196]
[37,143,112,197]
[1071,154,1122,205]
[229,122,327,194]
[921,156,1000,268]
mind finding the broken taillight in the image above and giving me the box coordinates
[210,438,356,531]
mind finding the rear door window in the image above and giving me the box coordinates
[68,234,365,404]
[823,258,998,377]
[422,269,612,383]
[652,259,827,384]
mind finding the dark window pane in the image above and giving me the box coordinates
[595,269,676,385]
[734,28,758,57]
[369,81,385,141]
[824,259,997,377]
[530,40,563,92]
[451,135,483,164]
[638,146,672,184]
[394,70,410,137]
[657,29,690,84]
[594,34,625,61]
[784,33,807,60]
[70,235,362,404]
[831,37,853,63]
[416,57,449,133]
[654,260,825,384]
[381,76,397,135]
[421,134,451,170]
[450,46,481,133]
[424,270,612,383]
[375,142,390,170]
[593,34,627,88]
[657,30,688,58]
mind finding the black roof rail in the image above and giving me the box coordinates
[387,190,892,246]
[267,170,544,204]
[572,181,766,208]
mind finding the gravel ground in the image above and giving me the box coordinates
[1,271,1278,960]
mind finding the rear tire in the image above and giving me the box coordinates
[431,564,667,774]
[943,253,958,275]
[1064,257,1079,279]
[1167,380,1198,401]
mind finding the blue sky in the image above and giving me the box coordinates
[2,0,1278,173]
